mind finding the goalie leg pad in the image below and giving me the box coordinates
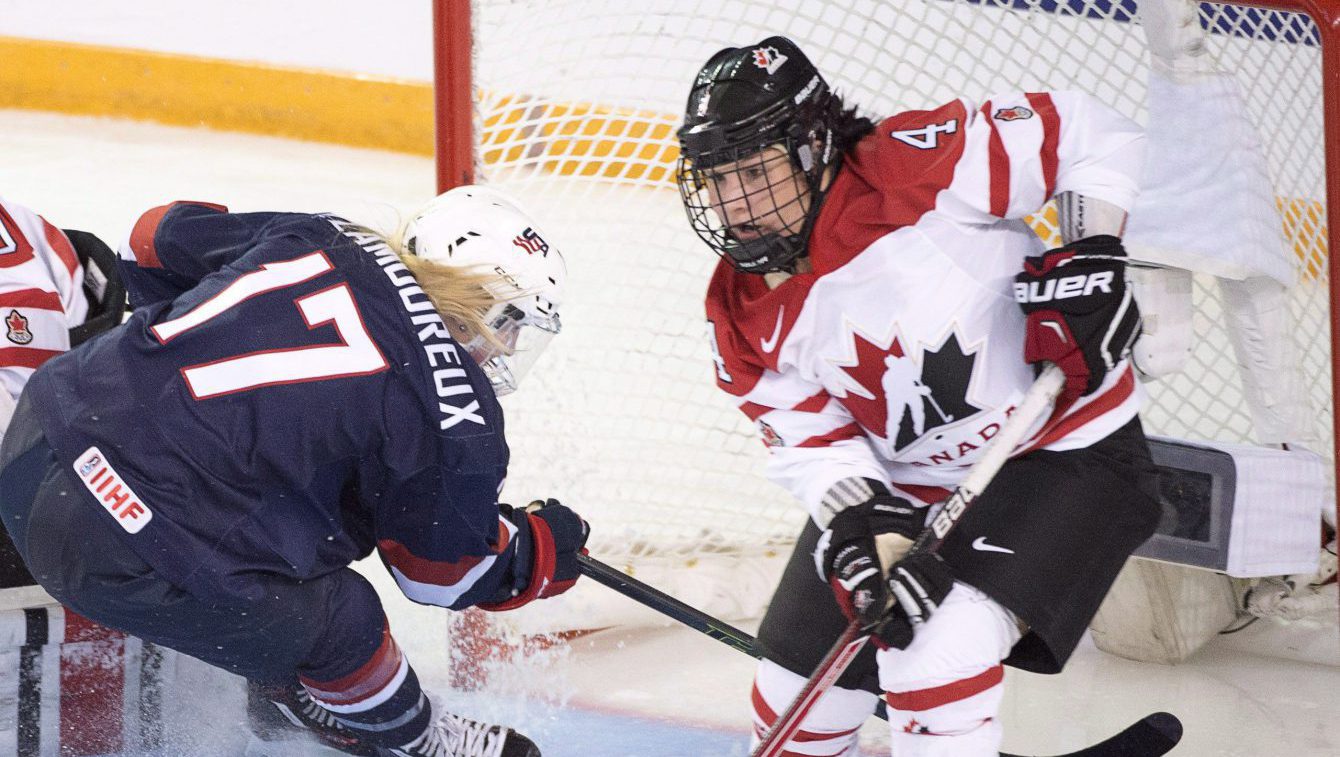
[878,584,1020,757]
[750,658,876,755]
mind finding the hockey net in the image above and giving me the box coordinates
[433,0,1338,645]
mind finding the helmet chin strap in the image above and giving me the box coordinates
[725,232,807,274]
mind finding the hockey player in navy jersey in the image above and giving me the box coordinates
[677,37,1161,756]
[0,185,587,757]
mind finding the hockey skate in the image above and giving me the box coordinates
[244,680,379,757]
[385,712,540,757]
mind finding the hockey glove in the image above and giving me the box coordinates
[1014,235,1141,409]
[480,498,589,612]
[816,480,927,631]
[63,229,127,347]
[875,551,955,650]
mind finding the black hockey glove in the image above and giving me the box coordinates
[875,551,955,650]
[480,498,589,612]
[1014,235,1141,409]
[62,229,127,347]
[817,480,927,631]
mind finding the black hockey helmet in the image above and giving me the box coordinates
[676,36,839,274]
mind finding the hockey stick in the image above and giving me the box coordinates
[752,364,1066,757]
[575,553,757,656]
[577,554,1181,756]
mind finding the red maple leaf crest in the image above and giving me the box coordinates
[835,331,905,439]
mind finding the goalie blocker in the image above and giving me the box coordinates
[1138,436,1324,577]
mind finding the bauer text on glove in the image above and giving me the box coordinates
[1014,235,1141,408]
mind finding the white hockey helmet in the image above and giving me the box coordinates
[401,185,566,395]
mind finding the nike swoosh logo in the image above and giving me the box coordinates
[1041,320,1068,344]
[760,308,785,353]
[972,536,1015,554]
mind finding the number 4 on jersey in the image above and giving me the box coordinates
[889,119,958,150]
[706,320,733,383]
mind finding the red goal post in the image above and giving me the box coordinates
[431,0,1340,642]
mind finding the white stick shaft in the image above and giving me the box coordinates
[924,364,1065,545]
[960,364,1065,497]
[753,364,1065,757]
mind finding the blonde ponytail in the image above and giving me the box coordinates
[396,253,512,351]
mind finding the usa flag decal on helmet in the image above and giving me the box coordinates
[513,227,550,256]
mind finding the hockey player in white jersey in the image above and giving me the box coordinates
[0,195,136,754]
[0,195,124,587]
[677,37,1160,756]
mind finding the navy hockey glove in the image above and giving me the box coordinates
[1014,235,1141,409]
[480,498,589,612]
[875,551,955,650]
[817,480,927,632]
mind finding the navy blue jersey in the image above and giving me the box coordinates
[27,202,521,607]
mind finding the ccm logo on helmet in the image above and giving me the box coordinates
[1013,271,1114,303]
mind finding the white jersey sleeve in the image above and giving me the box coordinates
[744,366,891,524]
[705,270,889,525]
[0,196,89,430]
[931,90,1145,225]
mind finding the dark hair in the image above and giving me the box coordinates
[827,94,877,154]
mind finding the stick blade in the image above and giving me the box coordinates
[1003,711,1183,757]
[1128,712,1183,754]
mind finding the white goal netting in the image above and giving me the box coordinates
[450,0,1333,631]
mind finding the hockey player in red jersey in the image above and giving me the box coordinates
[0,186,587,757]
[677,37,1161,756]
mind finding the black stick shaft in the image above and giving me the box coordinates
[576,553,757,656]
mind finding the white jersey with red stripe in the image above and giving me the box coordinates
[0,196,88,425]
[705,91,1146,522]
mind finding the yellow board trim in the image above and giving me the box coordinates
[1,36,1326,274]
[0,36,435,154]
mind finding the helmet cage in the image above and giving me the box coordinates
[677,75,838,274]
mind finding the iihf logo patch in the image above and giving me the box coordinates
[758,420,784,447]
[993,106,1034,122]
[5,309,32,345]
[72,446,153,534]
[752,46,788,75]
[513,227,549,256]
